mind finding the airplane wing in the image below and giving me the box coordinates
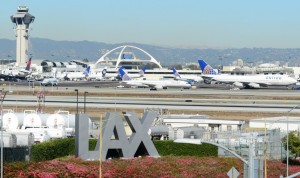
[140,82,164,89]
[220,81,270,88]
[243,82,270,88]
[201,75,214,80]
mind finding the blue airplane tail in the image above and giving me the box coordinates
[198,59,217,75]
[118,67,132,81]
[102,68,107,77]
[117,66,125,75]
[172,67,181,78]
[83,66,91,77]
[139,66,147,75]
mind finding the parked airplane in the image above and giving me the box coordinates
[198,59,221,75]
[103,66,147,81]
[99,67,117,80]
[1,57,32,80]
[211,74,297,88]
[65,66,91,81]
[119,67,191,90]
[87,67,109,81]
[172,67,203,83]
[127,66,147,78]
[198,60,297,88]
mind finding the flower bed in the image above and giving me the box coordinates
[4,156,299,177]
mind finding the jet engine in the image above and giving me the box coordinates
[248,83,260,88]
[233,82,244,88]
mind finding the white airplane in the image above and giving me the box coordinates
[87,68,107,81]
[198,60,297,88]
[2,57,32,80]
[55,71,68,80]
[103,66,147,81]
[99,67,117,80]
[119,67,191,90]
[127,66,147,78]
[65,66,90,81]
[198,59,221,76]
[172,67,203,83]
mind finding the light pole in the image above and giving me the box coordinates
[74,89,79,114]
[0,90,7,178]
[99,114,103,178]
[264,119,267,178]
[84,91,88,114]
[114,87,117,112]
[286,104,300,177]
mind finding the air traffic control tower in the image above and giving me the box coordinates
[11,6,35,66]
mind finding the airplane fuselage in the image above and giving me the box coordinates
[211,74,297,86]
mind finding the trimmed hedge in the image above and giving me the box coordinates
[31,138,75,161]
[31,138,97,161]
[31,138,217,161]
[154,140,218,157]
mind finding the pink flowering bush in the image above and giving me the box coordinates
[4,156,300,177]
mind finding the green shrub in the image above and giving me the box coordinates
[31,138,98,161]
[154,140,218,157]
[89,139,97,150]
[31,138,75,161]
[32,138,217,161]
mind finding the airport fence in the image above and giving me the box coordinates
[0,147,30,162]
[190,129,286,160]
[204,130,286,160]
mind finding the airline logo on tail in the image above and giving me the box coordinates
[83,66,91,77]
[118,67,131,81]
[118,66,124,75]
[172,67,181,78]
[139,66,147,76]
[198,59,217,75]
[25,57,32,71]
[102,68,107,77]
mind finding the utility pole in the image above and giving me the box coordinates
[84,91,88,113]
[74,89,79,114]
[0,90,7,178]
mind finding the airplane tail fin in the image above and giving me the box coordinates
[25,57,32,71]
[83,66,91,77]
[118,67,132,81]
[198,59,217,75]
[102,68,107,77]
[139,66,147,76]
[172,67,181,78]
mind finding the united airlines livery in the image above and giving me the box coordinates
[119,67,191,90]
[172,67,203,83]
[198,60,297,88]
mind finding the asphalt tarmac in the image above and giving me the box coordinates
[1,80,299,115]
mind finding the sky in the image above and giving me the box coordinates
[1,0,300,49]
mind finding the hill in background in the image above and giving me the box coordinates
[1,38,300,67]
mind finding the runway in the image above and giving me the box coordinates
[1,81,299,116]
[2,82,300,97]
[3,93,300,114]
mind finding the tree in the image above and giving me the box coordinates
[282,131,300,158]
[186,64,198,70]
[145,63,158,70]
[169,64,182,70]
